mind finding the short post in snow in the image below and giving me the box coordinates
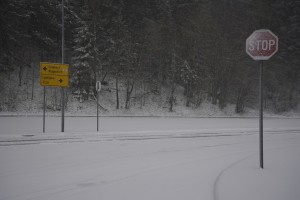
[246,29,278,169]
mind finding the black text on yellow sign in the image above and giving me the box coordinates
[40,62,69,87]
[40,75,69,87]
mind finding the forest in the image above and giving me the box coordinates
[0,0,299,114]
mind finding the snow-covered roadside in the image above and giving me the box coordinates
[0,116,300,138]
[1,109,299,118]
[1,98,299,118]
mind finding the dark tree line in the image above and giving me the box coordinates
[1,0,299,113]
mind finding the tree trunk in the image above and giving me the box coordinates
[211,84,218,105]
[218,86,227,110]
[125,79,134,109]
[235,92,245,113]
[185,83,195,107]
[54,88,57,110]
[25,68,29,99]
[235,86,249,114]
[18,65,23,87]
[140,81,145,108]
[169,45,176,114]
[115,73,120,109]
[169,84,176,112]
[65,89,68,110]
[31,63,34,100]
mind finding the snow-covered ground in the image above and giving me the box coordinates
[0,117,300,200]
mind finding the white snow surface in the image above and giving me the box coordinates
[0,117,300,200]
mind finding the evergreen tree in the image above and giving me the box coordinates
[180,60,199,107]
[72,1,98,100]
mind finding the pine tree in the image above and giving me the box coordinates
[71,1,98,100]
[270,0,300,112]
[180,60,199,107]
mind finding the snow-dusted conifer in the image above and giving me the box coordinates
[180,60,199,107]
[72,1,98,100]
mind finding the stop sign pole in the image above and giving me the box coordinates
[259,61,264,169]
[246,29,278,169]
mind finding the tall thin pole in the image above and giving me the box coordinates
[43,86,46,133]
[259,61,264,169]
[61,0,65,132]
[97,92,99,132]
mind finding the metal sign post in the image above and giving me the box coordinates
[61,0,65,132]
[97,91,99,132]
[246,29,278,169]
[259,61,264,168]
[43,86,46,133]
[40,62,69,134]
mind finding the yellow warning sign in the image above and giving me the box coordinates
[40,62,69,87]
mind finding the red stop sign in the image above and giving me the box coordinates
[246,29,278,60]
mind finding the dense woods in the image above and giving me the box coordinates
[0,0,299,113]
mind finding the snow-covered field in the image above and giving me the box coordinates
[0,117,300,200]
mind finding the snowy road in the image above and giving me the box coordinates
[0,117,300,200]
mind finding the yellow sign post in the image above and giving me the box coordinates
[40,62,69,87]
[40,62,69,133]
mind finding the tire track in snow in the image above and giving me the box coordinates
[0,128,299,146]
[14,142,259,200]
[212,140,300,200]
[213,153,256,200]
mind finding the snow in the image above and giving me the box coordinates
[217,145,300,200]
[1,68,299,118]
[0,117,300,200]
